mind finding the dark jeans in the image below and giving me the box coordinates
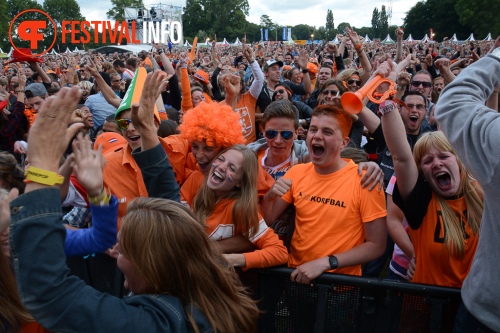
[454,302,495,333]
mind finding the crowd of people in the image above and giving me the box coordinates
[0,26,499,332]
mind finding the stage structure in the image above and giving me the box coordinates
[124,4,183,45]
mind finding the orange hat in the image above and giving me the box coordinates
[46,70,56,74]
[94,132,127,155]
[193,70,209,85]
[5,48,44,64]
[307,62,319,74]
[282,65,293,72]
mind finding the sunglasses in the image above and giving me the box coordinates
[323,90,340,97]
[115,118,132,130]
[276,89,287,94]
[265,130,294,140]
[347,79,361,86]
[411,81,432,88]
[321,62,333,66]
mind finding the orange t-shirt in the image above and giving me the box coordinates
[103,135,195,221]
[409,194,478,288]
[206,198,288,269]
[141,57,153,68]
[220,92,257,144]
[181,165,274,208]
[281,160,387,276]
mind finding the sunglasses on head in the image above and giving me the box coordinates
[115,118,132,130]
[265,129,294,140]
[411,81,432,88]
[323,89,340,97]
[347,79,361,86]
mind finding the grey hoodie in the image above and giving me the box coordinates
[435,52,500,332]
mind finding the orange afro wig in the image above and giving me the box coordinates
[179,102,245,148]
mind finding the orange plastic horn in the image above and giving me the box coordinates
[340,75,396,114]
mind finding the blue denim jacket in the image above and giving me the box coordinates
[10,188,213,333]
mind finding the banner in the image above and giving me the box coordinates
[288,28,292,41]
[282,27,286,41]
[264,28,268,41]
[260,28,263,41]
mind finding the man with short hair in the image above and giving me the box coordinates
[126,58,138,72]
[409,70,434,132]
[138,50,152,69]
[262,105,387,282]
[110,73,122,97]
[257,50,312,114]
[25,83,48,113]
[113,59,135,80]
[284,53,293,67]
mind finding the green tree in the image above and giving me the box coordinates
[379,6,389,38]
[353,26,373,40]
[43,0,85,50]
[455,0,499,37]
[325,9,335,40]
[337,22,351,35]
[0,0,9,51]
[260,14,273,28]
[6,0,45,52]
[106,0,144,21]
[292,24,315,40]
[371,7,380,38]
[182,0,249,41]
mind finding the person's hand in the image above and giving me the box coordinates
[85,58,100,77]
[325,42,338,56]
[13,141,26,154]
[72,133,104,197]
[468,51,480,63]
[434,57,451,72]
[425,53,433,67]
[488,36,500,53]
[130,70,168,135]
[291,257,329,285]
[223,253,246,267]
[358,162,384,192]
[297,49,308,70]
[178,52,189,68]
[27,87,84,172]
[266,177,292,201]
[18,74,27,90]
[407,257,416,280]
[395,27,404,40]
[221,73,241,97]
[0,188,19,234]
[243,38,255,63]
[345,27,361,46]
[372,58,397,82]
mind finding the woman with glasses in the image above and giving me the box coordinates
[337,69,363,92]
[271,82,312,133]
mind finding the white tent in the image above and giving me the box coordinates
[183,40,192,47]
[7,47,13,57]
[65,47,72,53]
[331,36,340,44]
[483,33,493,41]
[421,34,433,43]
[450,34,458,43]
[217,38,230,46]
[404,34,415,42]
[50,48,58,55]
[0,48,3,54]
[232,37,242,46]
[363,35,372,43]
[465,33,476,41]
[73,46,85,53]
[381,34,395,44]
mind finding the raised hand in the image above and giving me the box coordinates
[27,86,83,173]
[266,177,292,201]
[72,133,104,197]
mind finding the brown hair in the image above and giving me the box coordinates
[120,198,259,333]
[0,152,25,194]
[262,100,299,129]
[193,145,260,238]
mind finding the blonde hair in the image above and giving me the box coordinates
[120,198,258,333]
[193,145,260,238]
[413,131,483,257]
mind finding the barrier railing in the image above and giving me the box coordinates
[67,255,461,333]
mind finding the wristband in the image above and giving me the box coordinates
[301,69,309,74]
[24,166,64,186]
[354,43,363,51]
[378,100,397,116]
[88,188,111,206]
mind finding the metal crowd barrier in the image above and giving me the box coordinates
[67,255,461,333]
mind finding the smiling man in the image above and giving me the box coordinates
[261,104,387,283]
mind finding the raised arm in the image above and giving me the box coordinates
[86,60,122,108]
[435,39,500,185]
[346,27,372,82]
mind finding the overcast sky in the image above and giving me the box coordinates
[37,0,419,31]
